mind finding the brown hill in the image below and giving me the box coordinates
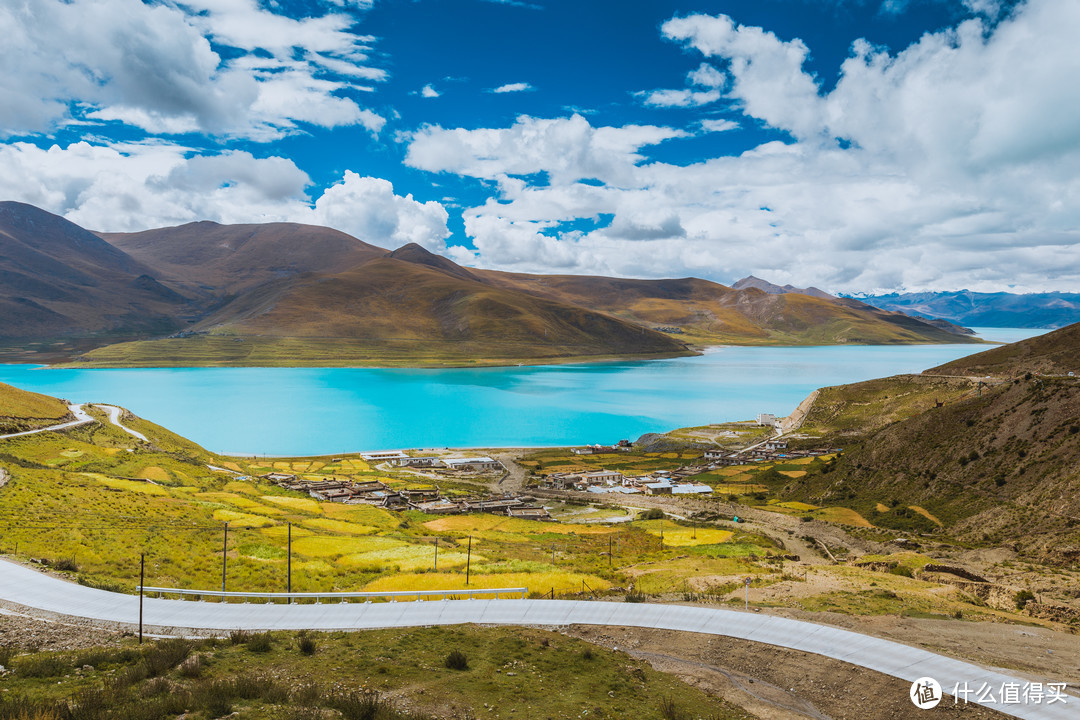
[784,328,1080,563]
[98,220,386,296]
[475,270,976,346]
[928,322,1080,377]
[0,201,188,344]
[79,253,690,366]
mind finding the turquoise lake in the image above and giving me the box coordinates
[0,328,1045,455]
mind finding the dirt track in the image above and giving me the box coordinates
[565,625,1012,720]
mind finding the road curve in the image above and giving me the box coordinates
[0,404,93,440]
[94,404,148,442]
[0,559,1068,719]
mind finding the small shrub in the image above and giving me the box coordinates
[0,645,15,667]
[659,696,690,720]
[298,635,317,656]
[246,631,273,653]
[639,508,665,520]
[444,650,468,670]
[193,679,233,718]
[178,654,204,678]
[581,648,594,660]
[142,638,192,676]
[624,590,647,603]
[888,565,914,578]
[48,558,78,573]
[1014,589,1036,610]
[14,654,70,678]
[229,629,253,645]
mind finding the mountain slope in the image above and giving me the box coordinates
[731,275,835,299]
[783,327,1080,562]
[475,270,978,346]
[0,201,189,343]
[852,290,1080,328]
[77,252,690,366]
[928,322,1079,377]
[0,381,73,433]
[98,220,387,296]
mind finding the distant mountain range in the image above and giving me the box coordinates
[0,201,979,366]
[848,291,1080,329]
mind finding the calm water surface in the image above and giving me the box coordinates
[0,328,1045,455]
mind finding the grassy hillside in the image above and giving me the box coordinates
[0,381,72,433]
[784,375,1080,561]
[929,322,1080,377]
[0,627,749,720]
[797,374,982,438]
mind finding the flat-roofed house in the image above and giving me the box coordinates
[360,450,409,463]
[445,457,504,472]
[391,456,441,468]
[579,470,624,485]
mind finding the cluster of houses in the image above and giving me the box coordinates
[542,469,713,496]
[539,439,839,496]
[570,440,634,455]
[359,451,504,473]
[264,472,550,520]
[703,440,834,466]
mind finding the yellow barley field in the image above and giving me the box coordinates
[302,518,378,536]
[213,509,275,527]
[292,535,406,558]
[362,571,610,595]
[423,514,611,536]
[87,474,168,496]
[136,466,170,482]
[814,507,875,528]
[261,496,323,514]
[909,506,943,527]
[338,545,478,572]
[637,521,733,546]
[779,470,807,478]
[321,503,397,528]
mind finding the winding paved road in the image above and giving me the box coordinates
[0,559,1069,719]
[0,404,93,440]
[94,404,148,442]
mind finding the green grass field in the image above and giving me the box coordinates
[0,626,751,720]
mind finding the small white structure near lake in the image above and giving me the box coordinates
[445,456,504,472]
[360,450,408,462]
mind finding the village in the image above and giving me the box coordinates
[262,450,554,520]
[539,438,833,494]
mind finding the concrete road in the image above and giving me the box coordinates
[0,404,93,440]
[94,404,148,442]
[0,558,1070,719]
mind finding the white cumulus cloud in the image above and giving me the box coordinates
[490,82,534,93]
[0,0,384,141]
[404,0,1080,292]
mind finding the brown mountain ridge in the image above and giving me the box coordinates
[0,202,980,367]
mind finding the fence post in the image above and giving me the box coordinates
[466,536,472,586]
[221,521,229,599]
[287,522,292,603]
[138,553,145,645]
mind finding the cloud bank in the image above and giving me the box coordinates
[403,0,1080,292]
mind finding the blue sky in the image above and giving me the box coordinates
[2,0,1078,293]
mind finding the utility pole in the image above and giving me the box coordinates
[287,522,292,602]
[434,537,439,571]
[221,521,228,597]
[608,535,612,568]
[138,553,145,645]
[466,536,472,586]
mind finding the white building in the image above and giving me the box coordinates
[360,450,408,462]
[445,457,504,472]
[756,413,778,426]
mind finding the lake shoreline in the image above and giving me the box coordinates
[0,329,1046,456]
